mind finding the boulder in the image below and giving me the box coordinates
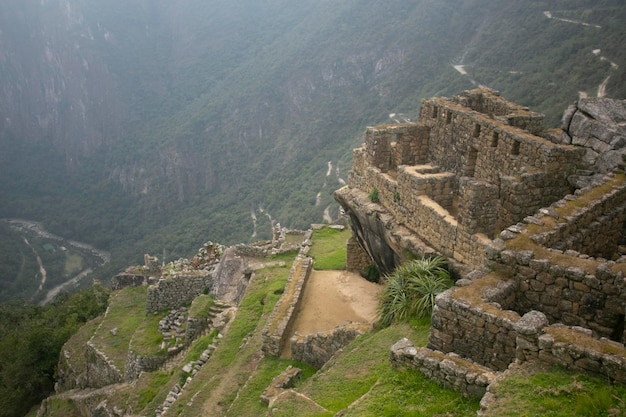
[562,98,626,172]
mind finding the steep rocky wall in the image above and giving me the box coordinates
[210,247,250,304]
[562,97,626,173]
[335,186,444,276]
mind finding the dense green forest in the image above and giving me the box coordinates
[1,0,625,300]
[0,284,109,417]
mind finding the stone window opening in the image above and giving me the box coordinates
[472,124,481,138]
[432,106,438,118]
[491,132,499,148]
[391,134,398,143]
[446,111,452,124]
[611,314,625,343]
[511,140,520,156]
[465,146,478,177]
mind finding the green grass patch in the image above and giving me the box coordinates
[308,227,350,270]
[136,371,171,410]
[188,294,214,319]
[35,398,81,417]
[486,366,626,417]
[130,311,167,357]
[298,324,429,412]
[270,249,300,263]
[90,286,149,371]
[227,356,317,416]
[183,331,219,363]
[172,258,296,417]
[217,263,292,368]
[270,321,479,416]
[58,316,103,381]
[342,368,479,416]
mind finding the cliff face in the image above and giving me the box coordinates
[3,0,625,264]
[0,0,124,167]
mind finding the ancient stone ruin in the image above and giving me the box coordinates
[335,88,626,399]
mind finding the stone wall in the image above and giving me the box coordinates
[146,273,212,313]
[390,338,497,397]
[338,88,586,273]
[110,272,150,291]
[429,282,522,371]
[490,174,626,338]
[532,325,626,384]
[290,322,372,369]
[124,350,167,381]
[345,236,372,274]
[530,179,626,258]
[84,341,123,389]
[261,255,314,357]
[425,173,626,386]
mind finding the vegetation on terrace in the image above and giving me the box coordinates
[17,226,626,416]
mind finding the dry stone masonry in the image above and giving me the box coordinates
[261,254,314,357]
[290,322,372,369]
[337,88,626,401]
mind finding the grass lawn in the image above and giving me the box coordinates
[484,365,626,417]
[270,319,480,417]
[308,227,351,270]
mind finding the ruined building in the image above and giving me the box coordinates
[335,88,626,393]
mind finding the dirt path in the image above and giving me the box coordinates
[291,270,381,335]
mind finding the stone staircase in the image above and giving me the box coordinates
[155,299,236,417]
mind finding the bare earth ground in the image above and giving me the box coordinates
[291,270,382,335]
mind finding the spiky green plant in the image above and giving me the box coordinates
[377,257,453,327]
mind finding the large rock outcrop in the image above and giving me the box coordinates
[561,97,626,173]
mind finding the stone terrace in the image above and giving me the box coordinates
[336,88,626,399]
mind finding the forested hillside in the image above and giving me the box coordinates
[1,0,625,297]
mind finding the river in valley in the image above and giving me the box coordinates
[3,219,110,305]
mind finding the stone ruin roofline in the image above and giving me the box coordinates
[337,88,626,393]
[340,87,588,275]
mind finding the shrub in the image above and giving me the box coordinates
[368,188,379,203]
[377,257,452,327]
[361,264,380,283]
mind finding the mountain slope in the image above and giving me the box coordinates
[1,0,625,292]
